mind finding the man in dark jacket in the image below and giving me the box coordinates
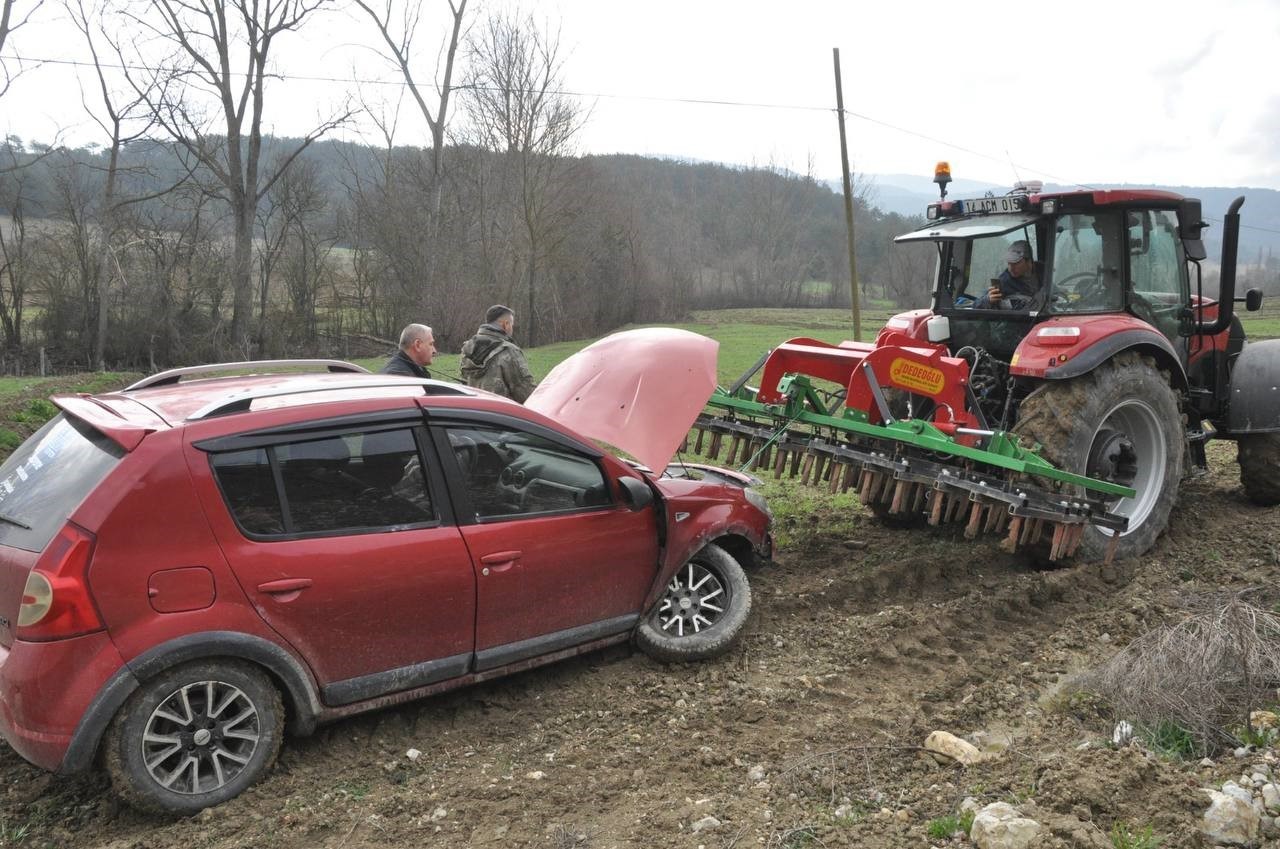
[459,305,536,402]
[380,324,436,378]
[977,240,1043,310]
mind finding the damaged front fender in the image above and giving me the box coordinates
[642,475,773,613]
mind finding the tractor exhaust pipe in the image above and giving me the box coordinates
[1198,195,1245,335]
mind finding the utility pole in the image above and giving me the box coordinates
[832,47,861,341]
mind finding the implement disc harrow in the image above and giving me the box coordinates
[688,402,1129,565]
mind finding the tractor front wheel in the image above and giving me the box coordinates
[1013,352,1183,561]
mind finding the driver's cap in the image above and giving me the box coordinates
[1006,241,1032,263]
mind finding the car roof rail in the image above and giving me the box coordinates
[124,359,370,391]
[187,379,471,421]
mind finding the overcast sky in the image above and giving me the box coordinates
[3,0,1278,190]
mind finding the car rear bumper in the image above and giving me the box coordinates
[0,631,125,772]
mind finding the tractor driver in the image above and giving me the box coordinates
[977,240,1043,310]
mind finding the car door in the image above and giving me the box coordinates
[189,421,476,705]
[431,415,660,671]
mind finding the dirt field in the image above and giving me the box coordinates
[3,438,1278,848]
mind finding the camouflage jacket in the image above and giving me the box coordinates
[459,324,536,403]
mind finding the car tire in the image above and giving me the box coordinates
[636,543,751,663]
[104,660,284,815]
[1013,352,1182,561]
[1238,432,1280,506]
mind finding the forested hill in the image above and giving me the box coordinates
[0,136,929,371]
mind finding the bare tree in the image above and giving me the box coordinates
[0,0,40,99]
[120,183,228,368]
[0,144,29,353]
[67,0,178,369]
[352,0,466,205]
[120,0,349,355]
[256,153,330,354]
[461,10,585,346]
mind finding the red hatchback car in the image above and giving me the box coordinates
[0,340,771,814]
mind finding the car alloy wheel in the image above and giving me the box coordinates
[106,660,283,815]
[142,680,262,794]
[636,543,752,663]
[655,561,728,636]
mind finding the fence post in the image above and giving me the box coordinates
[39,347,46,377]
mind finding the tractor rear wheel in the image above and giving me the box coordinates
[1238,433,1280,505]
[1013,352,1183,561]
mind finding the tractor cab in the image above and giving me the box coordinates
[894,172,1199,362]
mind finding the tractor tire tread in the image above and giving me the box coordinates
[1238,432,1280,506]
[1012,351,1182,561]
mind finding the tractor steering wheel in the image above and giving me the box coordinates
[1055,271,1105,305]
[1002,292,1035,311]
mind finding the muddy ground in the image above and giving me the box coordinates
[3,426,1279,847]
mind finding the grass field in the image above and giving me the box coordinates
[0,372,139,401]
[1,304,1277,411]
[354,308,898,386]
[354,304,1280,389]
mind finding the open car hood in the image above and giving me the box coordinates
[526,328,719,471]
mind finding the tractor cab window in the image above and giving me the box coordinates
[1047,212,1124,313]
[1127,209,1187,341]
[941,232,1039,310]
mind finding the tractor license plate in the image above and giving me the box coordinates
[961,196,1025,214]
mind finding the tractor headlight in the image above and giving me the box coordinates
[744,486,773,520]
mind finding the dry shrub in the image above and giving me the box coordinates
[1081,592,1280,756]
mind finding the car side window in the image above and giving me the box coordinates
[209,447,284,535]
[444,425,612,521]
[211,427,436,537]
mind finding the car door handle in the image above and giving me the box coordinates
[479,551,521,575]
[257,578,313,600]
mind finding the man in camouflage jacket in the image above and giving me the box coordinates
[459,305,537,403]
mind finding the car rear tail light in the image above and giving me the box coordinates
[16,522,103,641]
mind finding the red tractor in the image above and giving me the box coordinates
[695,165,1275,562]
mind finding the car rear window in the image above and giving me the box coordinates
[0,413,124,552]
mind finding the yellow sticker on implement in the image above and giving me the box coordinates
[889,358,945,395]
[1010,353,1020,366]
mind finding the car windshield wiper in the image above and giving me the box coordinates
[0,512,31,530]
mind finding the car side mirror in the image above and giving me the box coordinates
[1242,288,1264,312]
[616,476,653,511]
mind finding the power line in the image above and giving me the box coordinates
[2,52,834,111]
[5,51,1280,223]
[0,51,1083,183]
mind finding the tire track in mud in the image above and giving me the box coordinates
[747,525,1133,737]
